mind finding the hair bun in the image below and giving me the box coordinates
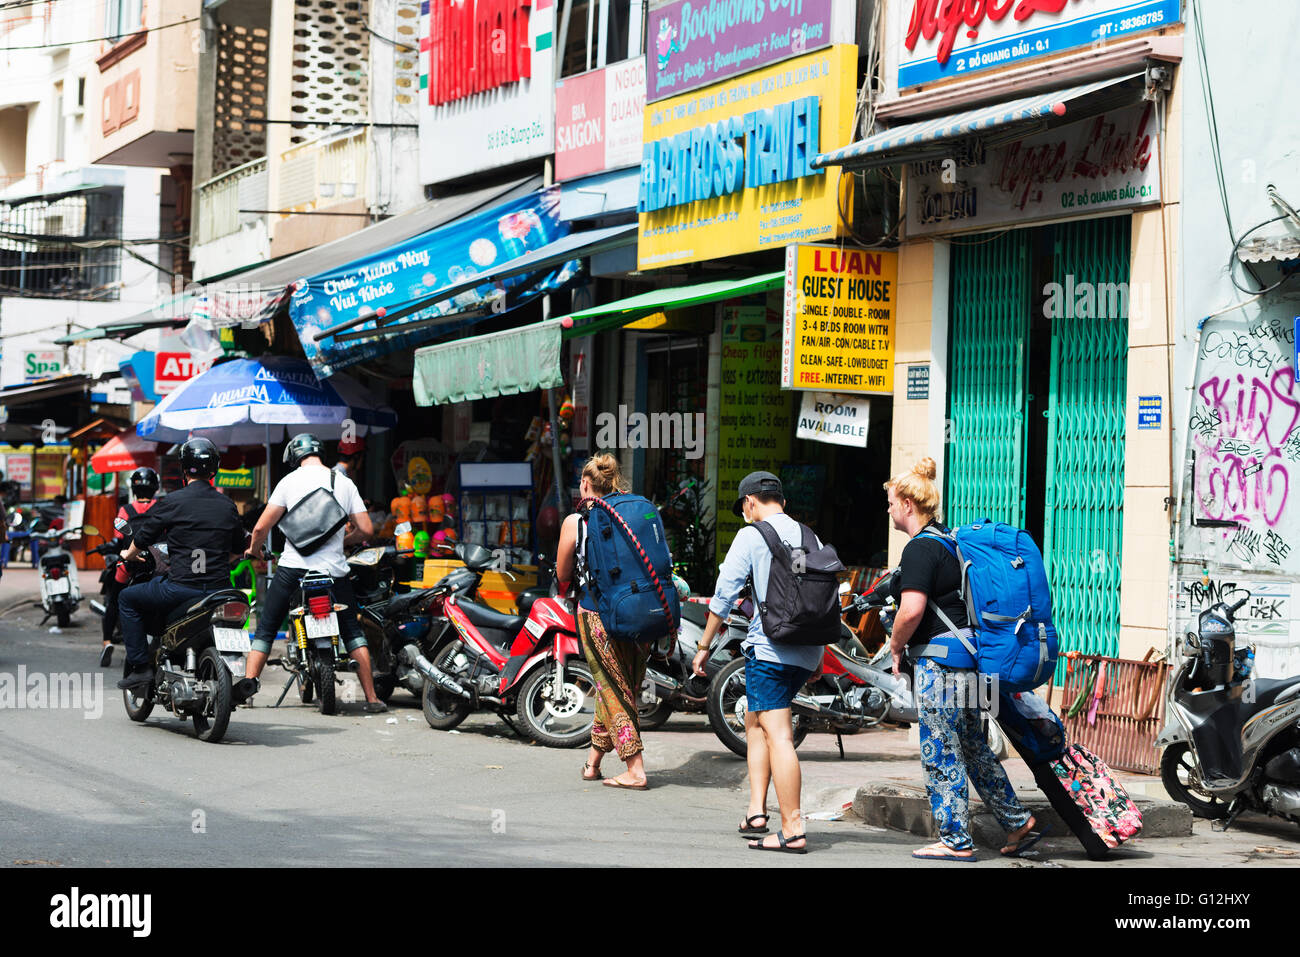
[913,457,937,481]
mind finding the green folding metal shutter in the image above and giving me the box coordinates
[1044,215,1129,666]
[946,230,1032,527]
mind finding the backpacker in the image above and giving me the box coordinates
[750,520,846,646]
[918,520,1058,694]
[577,494,680,644]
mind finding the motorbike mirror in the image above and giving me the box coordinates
[82,524,99,538]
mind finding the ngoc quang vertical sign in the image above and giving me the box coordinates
[637,45,855,270]
[781,244,898,395]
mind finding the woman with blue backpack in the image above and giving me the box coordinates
[556,453,681,791]
[884,457,1044,862]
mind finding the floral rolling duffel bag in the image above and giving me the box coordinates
[1051,744,1143,851]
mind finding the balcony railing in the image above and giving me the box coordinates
[195,157,268,246]
[278,128,368,213]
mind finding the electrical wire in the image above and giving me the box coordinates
[1191,0,1235,249]
[366,25,417,54]
[0,14,197,51]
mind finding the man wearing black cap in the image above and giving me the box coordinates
[692,470,820,854]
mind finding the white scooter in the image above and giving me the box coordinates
[30,523,94,629]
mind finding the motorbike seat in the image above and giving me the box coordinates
[459,600,524,647]
[680,600,709,628]
[1243,677,1300,715]
[165,589,249,628]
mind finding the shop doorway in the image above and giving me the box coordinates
[946,215,1130,662]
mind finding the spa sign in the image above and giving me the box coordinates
[781,244,898,395]
[637,45,854,269]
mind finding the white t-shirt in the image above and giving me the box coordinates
[269,464,366,576]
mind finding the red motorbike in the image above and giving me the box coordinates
[415,543,594,748]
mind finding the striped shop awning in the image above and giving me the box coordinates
[813,73,1145,170]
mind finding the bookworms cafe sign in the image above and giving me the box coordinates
[781,244,898,395]
[648,0,834,103]
[637,45,854,270]
[907,101,1161,237]
[895,0,1180,90]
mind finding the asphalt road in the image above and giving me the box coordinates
[1,572,1297,869]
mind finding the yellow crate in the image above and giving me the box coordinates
[404,560,539,614]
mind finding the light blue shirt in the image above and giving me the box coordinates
[708,513,824,672]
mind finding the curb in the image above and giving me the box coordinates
[853,782,1193,848]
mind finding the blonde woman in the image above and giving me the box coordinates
[884,457,1042,861]
[556,454,651,790]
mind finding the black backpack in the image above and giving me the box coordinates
[749,520,846,646]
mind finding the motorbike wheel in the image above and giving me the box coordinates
[372,674,396,704]
[122,661,155,723]
[192,647,233,743]
[515,660,596,749]
[56,604,71,629]
[1160,742,1231,819]
[317,656,337,716]
[706,657,808,759]
[421,643,472,731]
[638,697,674,730]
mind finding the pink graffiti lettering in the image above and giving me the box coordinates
[1192,366,1299,528]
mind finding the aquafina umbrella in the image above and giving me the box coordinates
[135,355,397,445]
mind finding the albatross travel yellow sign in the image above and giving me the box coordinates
[781,243,898,395]
[637,45,855,270]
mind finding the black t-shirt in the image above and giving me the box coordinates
[890,522,970,643]
[133,480,245,589]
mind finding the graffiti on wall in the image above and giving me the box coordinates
[1172,576,1298,679]
[1184,314,1299,575]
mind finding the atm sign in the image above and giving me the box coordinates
[154,352,213,395]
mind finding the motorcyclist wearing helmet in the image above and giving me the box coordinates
[98,467,160,668]
[116,438,246,691]
[241,432,382,711]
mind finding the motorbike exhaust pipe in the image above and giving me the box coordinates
[399,644,471,700]
[89,600,106,617]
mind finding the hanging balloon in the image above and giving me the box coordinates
[558,397,574,421]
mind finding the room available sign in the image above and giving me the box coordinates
[781,244,897,395]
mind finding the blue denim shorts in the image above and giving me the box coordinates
[744,648,813,713]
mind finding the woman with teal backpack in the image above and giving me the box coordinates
[884,457,1045,862]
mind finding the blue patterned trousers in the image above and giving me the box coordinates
[916,658,1030,850]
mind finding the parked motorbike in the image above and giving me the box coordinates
[1157,594,1300,829]
[706,573,920,759]
[635,597,748,730]
[417,543,594,748]
[348,543,490,703]
[32,524,90,627]
[118,544,253,743]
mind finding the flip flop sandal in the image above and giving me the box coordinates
[738,814,770,836]
[581,762,602,781]
[911,843,979,863]
[602,777,649,790]
[749,831,807,854]
[1001,826,1050,858]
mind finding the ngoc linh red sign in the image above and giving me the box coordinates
[426,0,533,106]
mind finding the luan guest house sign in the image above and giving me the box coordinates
[906,101,1160,237]
[895,0,1181,89]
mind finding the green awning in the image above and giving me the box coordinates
[413,318,565,407]
[556,271,784,338]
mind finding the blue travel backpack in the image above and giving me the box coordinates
[918,520,1058,694]
[576,494,681,643]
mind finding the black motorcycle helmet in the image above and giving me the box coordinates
[129,466,159,499]
[180,437,221,480]
[283,433,323,469]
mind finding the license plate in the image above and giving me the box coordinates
[46,578,70,596]
[213,628,251,652]
[305,613,339,639]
